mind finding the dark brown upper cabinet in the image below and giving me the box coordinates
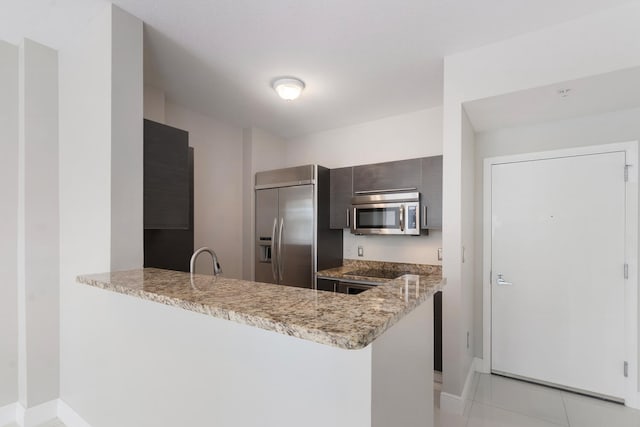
[144,119,189,230]
[329,167,353,229]
[353,158,421,194]
[419,155,443,229]
[329,156,443,230]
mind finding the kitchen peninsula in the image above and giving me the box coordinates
[77,268,444,427]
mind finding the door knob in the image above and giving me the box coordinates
[496,273,513,286]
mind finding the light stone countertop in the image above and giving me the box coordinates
[317,259,442,283]
[77,266,444,350]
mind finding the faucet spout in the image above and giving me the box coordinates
[190,247,222,276]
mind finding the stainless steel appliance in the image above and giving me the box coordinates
[350,191,420,235]
[255,165,343,288]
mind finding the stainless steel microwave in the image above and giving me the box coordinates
[350,191,420,235]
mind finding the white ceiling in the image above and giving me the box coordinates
[464,66,640,133]
[1,0,637,138]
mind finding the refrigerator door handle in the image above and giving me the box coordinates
[278,218,285,281]
[271,217,278,281]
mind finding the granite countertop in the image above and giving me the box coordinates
[317,259,442,284]
[77,265,444,350]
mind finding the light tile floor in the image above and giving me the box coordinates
[1,420,65,427]
[436,373,640,427]
[4,376,640,427]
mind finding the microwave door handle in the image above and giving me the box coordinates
[400,205,405,232]
[271,217,278,281]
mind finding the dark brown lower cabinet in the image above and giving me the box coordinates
[434,291,442,372]
[316,278,338,292]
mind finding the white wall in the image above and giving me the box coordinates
[164,102,244,278]
[0,40,19,408]
[143,85,165,123]
[286,108,442,168]
[59,3,143,419]
[461,108,475,380]
[285,107,443,265]
[110,7,143,271]
[442,1,640,404]
[242,127,287,279]
[473,106,640,356]
[17,38,60,408]
[251,127,288,173]
[342,232,441,265]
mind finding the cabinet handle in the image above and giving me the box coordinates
[400,205,405,232]
[351,208,357,233]
[423,205,428,228]
[346,208,350,228]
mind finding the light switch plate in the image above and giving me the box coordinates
[357,246,364,257]
[437,248,442,261]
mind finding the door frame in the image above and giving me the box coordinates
[482,141,639,408]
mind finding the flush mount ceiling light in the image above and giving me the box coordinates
[272,77,305,101]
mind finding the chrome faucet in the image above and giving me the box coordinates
[190,247,222,276]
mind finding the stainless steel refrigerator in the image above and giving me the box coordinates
[255,165,343,288]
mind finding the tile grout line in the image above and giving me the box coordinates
[559,392,571,427]
[470,400,570,427]
[474,374,571,426]
[463,374,478,427]
[464,401,473,427]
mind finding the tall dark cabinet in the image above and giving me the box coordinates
[434,291,442,372]
[329,167,353,229]
[143,119,194,272]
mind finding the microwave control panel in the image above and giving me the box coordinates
[407,205,417,230]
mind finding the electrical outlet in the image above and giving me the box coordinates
[437,248,442,261]
[357,246,364,257]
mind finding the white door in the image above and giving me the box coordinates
[491,151,626,400]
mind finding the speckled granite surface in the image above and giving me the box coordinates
[77,267,444,350]
[317,259,442,283]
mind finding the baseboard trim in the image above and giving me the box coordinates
[0,402,18,425]
[0,399,92,427]
[440,357,480,415]
[57,399,92,427]
[16,399,58,427]
[477,355,490,373]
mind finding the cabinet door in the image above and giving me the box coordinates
[143,147,195,272]
[329,167,353,229]
[420,155,443,229]
[316,278,337,293]
[353,158,421,194]
[144,119,189,229]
